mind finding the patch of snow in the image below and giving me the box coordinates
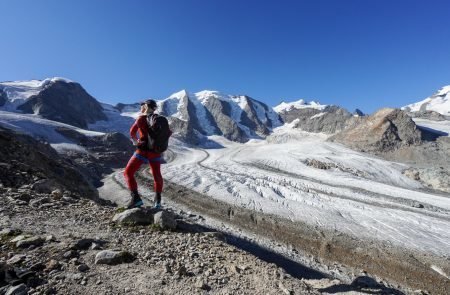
[0,110,103,154]
[190,93,216,135]
[310,112,326,119]
[274,99,327,113]
[51,143,89,154]
[430,265,450,280]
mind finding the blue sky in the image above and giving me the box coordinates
[1,0,449,113]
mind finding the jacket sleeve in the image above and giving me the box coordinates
[129,120,139,141]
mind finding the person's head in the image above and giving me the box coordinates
[140,99,158,115]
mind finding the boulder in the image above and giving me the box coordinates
[154,211,177,230]
[112,208,153,225]
[16,236,44,248]
[94,250,135,265]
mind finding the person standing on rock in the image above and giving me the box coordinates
[124,99,171,209]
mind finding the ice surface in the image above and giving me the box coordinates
[413,118,450,136]
[164,126,450,256]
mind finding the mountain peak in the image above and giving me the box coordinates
[273,99,327,113]
[402,85,450,115]
[168,89,189,100]
[435,85,450,97]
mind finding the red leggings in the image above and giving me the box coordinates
[124,151,163,193]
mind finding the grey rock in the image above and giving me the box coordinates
[32,180,60,194]
[5,284,28,295]
[330,108,422,153]
[94,250,135,265]
[6,254,26,265]
[66,272,84,281]
[153,211,177,230]
[70,238,95,250]
[63,250,79,259]
[9,235,26,243]
[412,202,424,209]
[16,236,44,248]
[175,265,187,277]
[112,208,153,225]
[77,264,90,272]
[195,278,209,290]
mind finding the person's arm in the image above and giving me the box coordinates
[129,120,139,146]
[136,116,149,148]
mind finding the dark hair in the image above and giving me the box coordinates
[140,99,157,110]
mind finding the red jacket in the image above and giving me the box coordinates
[130,115,150,147]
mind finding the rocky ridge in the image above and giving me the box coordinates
[0,127,96,200]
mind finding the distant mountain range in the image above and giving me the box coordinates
[1,78,449,144]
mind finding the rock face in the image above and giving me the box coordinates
[17,80,106,128]
[330,108,422,153]
[0,126,96,199]
[158,90,281,143]
[409,110,450,121]
[0,89,6,107]
[41,127,135,187]
[278,105,354,134]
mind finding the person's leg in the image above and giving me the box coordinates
[124,154,143,191]
[147,153,163,207]
[124,153,146,207]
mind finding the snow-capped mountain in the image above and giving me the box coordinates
[157,90,282,143]
[0,78,106,128]
[0,78,282,144]
[403,85,450,115]
[274,99,353,134]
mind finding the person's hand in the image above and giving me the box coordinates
[131,139,138,146]
[137,139,146,148]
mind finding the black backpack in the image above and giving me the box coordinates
[146,114,170,153]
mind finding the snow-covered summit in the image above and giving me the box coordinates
[0,77,73,111]
[274,99,327,113]
[402,85,450,115]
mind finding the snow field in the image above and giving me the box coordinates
[164,128,450,256]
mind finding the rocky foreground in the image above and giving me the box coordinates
[0,186,322,295]
[1,186,420,295]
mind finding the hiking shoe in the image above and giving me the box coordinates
[128,191,144,209]
[154,192,162,208]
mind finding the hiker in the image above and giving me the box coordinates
[124,99,171,209]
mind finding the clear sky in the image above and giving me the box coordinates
[1,0,449,113]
